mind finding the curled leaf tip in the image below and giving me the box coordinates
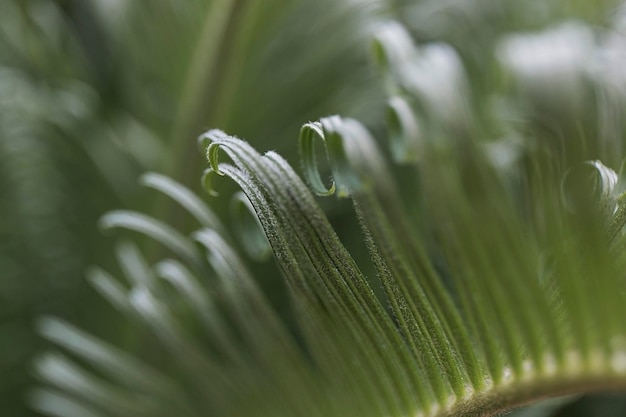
[386,95,421,163]
[561,160,619,215]
[199,129,232,176]
[201,168,220,197]
[371,21,416,92]
[299,121,337,196]
[207,143,226,176]
[299,115,363,198]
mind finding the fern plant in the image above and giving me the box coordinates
[31,4,626,417]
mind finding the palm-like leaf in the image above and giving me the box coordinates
[0,0,386,415]
[34,8,626,417]
[4,1,626,417]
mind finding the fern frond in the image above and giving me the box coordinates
[33,9,626,417]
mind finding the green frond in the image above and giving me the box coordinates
[26,3,626,417]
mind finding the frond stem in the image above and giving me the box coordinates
[437,363,626,417]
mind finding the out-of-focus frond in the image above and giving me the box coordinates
[35,7,626,415]
[5,0,626,416]
[0,0,389,416]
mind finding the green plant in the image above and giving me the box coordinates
[30,4,626,416]
[0,0,383,415]
[3,1,626,416]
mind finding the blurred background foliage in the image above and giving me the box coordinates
[1,0,626,416]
